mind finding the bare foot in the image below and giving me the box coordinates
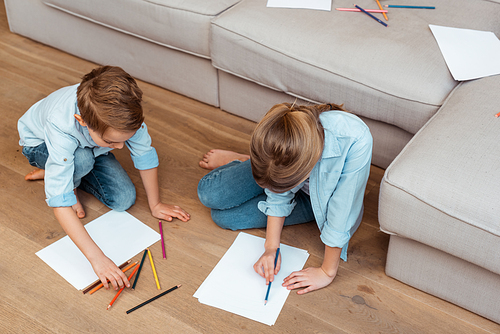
[199,149,250,170]
[72,189,86,219]
[25,168,45,181]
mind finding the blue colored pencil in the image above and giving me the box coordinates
[385,5,435,9]
[131,249,148,290]
[354,4,388,27]
[264,247,280,305]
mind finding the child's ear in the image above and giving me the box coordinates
[74,114,87,127]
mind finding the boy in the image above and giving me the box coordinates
[18,66,190,290]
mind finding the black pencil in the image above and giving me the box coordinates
[126,284,181,314]
[131,249,148,290]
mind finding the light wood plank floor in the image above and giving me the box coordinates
[1,2,498,333]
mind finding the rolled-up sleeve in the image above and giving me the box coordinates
[44,121,78,207]
[258,183,304,217]
[126,123,159,170]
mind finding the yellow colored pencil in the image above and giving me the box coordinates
[147,248,161,290]
[375,0,388,20]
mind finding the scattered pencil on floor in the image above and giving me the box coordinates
[107,264,140,310]
[159,220,166,259]
[89,261,138,295]
[132,249,148,290]
[126,284,181,314]
[375,0,388,20]
[148,248,161,290]
[495,111,500,118]
[82,260,131,294]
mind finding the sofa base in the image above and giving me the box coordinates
[5,0,219,107]
[386,235,500,324]
[219,71,412,169]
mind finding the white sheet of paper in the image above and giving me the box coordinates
[267,0,331,11]
[194,232,309,326]
[36,210,160,290]
[429,24,500,81]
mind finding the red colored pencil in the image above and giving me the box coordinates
[107,264,140,310]
[88,261,138,295]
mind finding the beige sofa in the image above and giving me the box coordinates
[5,0,500,323]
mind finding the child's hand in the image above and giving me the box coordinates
[91,255,130,290]
[253,248,281,285]
[151,202,190,222]
[282,266,336,295]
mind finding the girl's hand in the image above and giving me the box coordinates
[254,248,281,285]
[151,202,190,222]
[91,254,130,291]
[282,266,336,295]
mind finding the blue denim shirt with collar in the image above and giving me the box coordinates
[257,110,373,261]
[18,84,158,208]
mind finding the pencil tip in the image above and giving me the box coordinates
[107,305,111,310]
[264,301,267,305]
[178,284,182,288]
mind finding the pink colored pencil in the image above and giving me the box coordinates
[159,220,166,259]
[336,7,388,13]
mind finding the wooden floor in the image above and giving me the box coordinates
[1,2,499,333]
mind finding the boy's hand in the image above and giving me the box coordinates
[253,248,281,285]
[282,266,336,295]
[151,202,190,222]
[91,254,130,290]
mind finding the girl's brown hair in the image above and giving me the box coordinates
[250,102,345,193]
[77,66,144,136]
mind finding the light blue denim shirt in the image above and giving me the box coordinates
[18,84,159,207]
[258,110,373,261]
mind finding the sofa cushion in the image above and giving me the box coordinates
[211,0,500,134]
[379,74,500,276]
[43,0,240,58]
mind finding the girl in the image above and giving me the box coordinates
[197,102,372,294]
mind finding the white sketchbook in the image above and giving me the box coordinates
[36,210,160,290]
[267,0,331,11]
[430,25,500,81]
[194,232,310,326]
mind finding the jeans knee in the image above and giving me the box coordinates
[198,176,219,209]
[74,148,95,179]
[107,185,136,211]
[210,210,239,231]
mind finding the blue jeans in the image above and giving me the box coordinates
[22,143,135,211]
[197,159,315,230]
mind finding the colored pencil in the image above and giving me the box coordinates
[495,111,500,118]
[336,8,388,13]
[82,260,130,294]
[385,5,435,9]
[88,261,138,295]
[107,264,140,310]
[126,284,182,314]
[148,248,161,290]
[264,248,280,305]
[159,220,166,259]
[375,0,389,20]
[131,249,148,290]
[355,5,388,27]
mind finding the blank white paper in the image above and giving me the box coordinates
[194,232,309,326]
[430,24,500,81]
[36,210,160,290]
[267,0,331,11]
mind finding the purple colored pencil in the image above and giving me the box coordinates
[159,220,166,259]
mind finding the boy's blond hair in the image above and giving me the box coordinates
[250,102,345,193]
[76,66,144,136]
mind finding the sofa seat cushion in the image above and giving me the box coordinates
[379,74,500,276]
[43,0,240,58]
[211,0,500,134]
